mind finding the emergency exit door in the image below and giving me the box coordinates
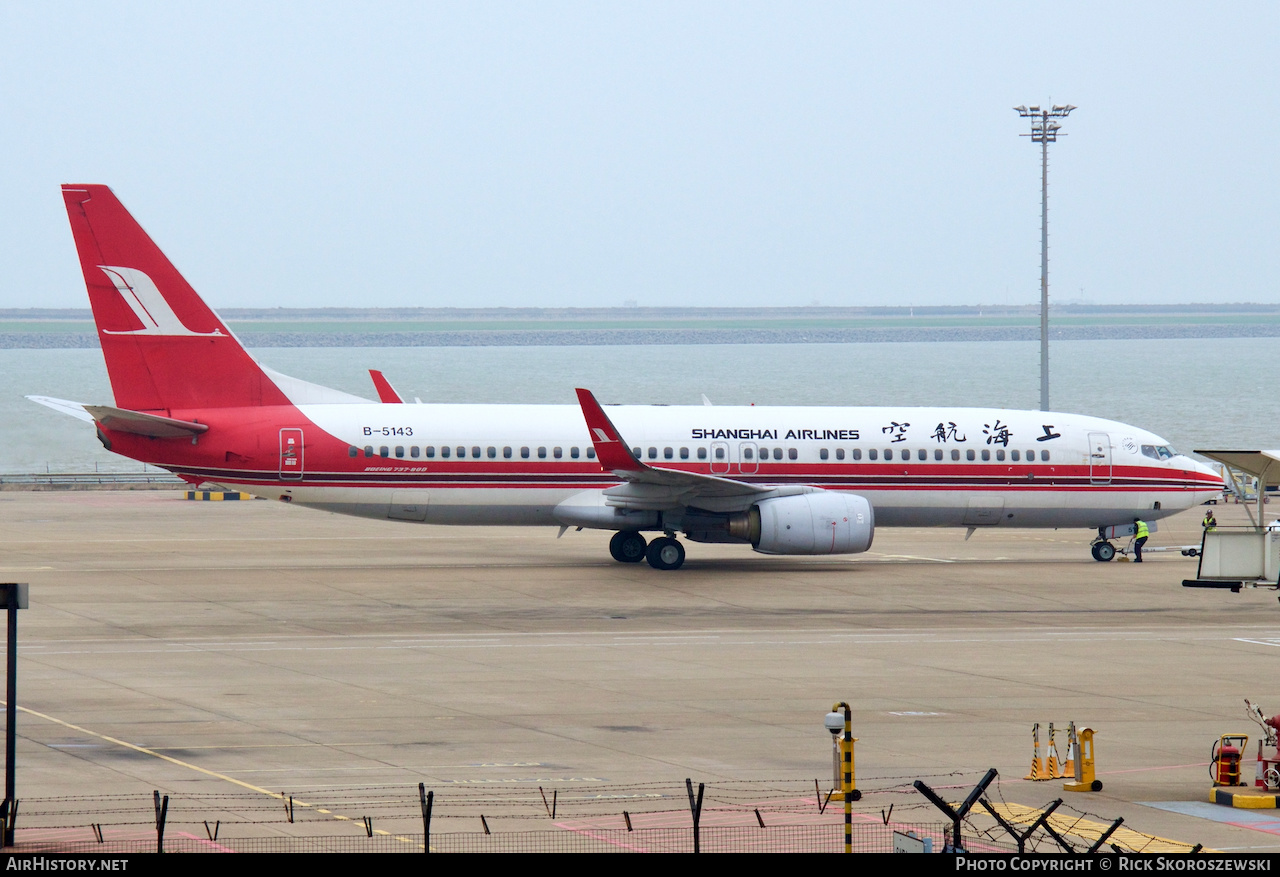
[279,428,304,480]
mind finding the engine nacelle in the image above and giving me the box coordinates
[729,492,874,555]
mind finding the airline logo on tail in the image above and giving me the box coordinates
[97,266,221,337]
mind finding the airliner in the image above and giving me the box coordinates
[30,185,1223,570]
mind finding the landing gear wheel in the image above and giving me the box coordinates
[645,536,686,571]
[1094,542,1116,562]
[609,531,647,563]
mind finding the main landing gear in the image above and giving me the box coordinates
[608,531,686,571]
[609,530,647,563]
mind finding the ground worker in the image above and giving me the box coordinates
[1203,510,1217,532]
[1133,517,1150,562]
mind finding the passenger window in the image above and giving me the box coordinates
[348,446,357,457]
[1040,450,1050,462]
[1025,450,1034,461]
[553,447,563,459]
[934,449,943,461]
[869,449,878,461]
[570,447,580,459]
[788,448,797,460]
[632,447,641,458]
[918,448,927,461]
[836,448,845,460]
[819,449,829,460]
[520,447,530,459]
[648,447,657,459]
[981,449,991,461]
[996,449,1005,461]
[679,448,689,459]
[487,447,497,459]
[441,446,451,459]
[537,447,547,459]
[951,449,960,461]
[1011,450,1020,462]
[743,447,754,460]
[697,448,707,460]
[471,446,481,458]
[380,446,390,458]
[503,447,512,459]
[425,446,435,458]
[884,449,893,461]
[364,445,374,458]
[852,449,862,460]
[966,449,975,461]
[587,448,596,459]
[395,446,405,458]
[663,447,673,459]
[411,446,420,458]
[715,447,726,460]
[456,446,465,458]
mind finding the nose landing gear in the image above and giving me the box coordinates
[1090,540,1116,562]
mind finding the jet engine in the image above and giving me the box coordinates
[727,492,874,555]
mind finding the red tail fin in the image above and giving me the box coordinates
[62,185,290,411]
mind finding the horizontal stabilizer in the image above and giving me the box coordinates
[26,395,95,424]
[82,405,210,438]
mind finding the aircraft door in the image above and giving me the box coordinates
[738,442,759,475]
[1088,432,1112,485]
[710,441,730,474]
[279,428,304,480]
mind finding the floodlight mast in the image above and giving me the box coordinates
[1014,104,1076,412]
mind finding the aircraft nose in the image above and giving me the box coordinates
[1188,457,1224,487]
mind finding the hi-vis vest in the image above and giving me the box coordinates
[1135,520,1150,539]
[1203,515,1216,531]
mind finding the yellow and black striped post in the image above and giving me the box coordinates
[832,701,853,853]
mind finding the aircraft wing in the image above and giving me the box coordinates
[575,388,774,508]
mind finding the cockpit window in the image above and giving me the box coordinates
[1141,444,1177,460]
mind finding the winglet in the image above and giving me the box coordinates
[575,388,645,473]
[369,369,405,404]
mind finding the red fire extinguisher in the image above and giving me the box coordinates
[1212,735,1249,786]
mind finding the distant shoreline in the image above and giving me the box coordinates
[2,323,1278,348]
[3,304,1278,347]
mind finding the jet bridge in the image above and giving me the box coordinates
[1183,450,1280,593]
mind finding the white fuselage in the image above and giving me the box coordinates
[182,402,1221,531]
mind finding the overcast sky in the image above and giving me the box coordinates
[1,2,1276,310]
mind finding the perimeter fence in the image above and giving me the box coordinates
[1,775,1195,854]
